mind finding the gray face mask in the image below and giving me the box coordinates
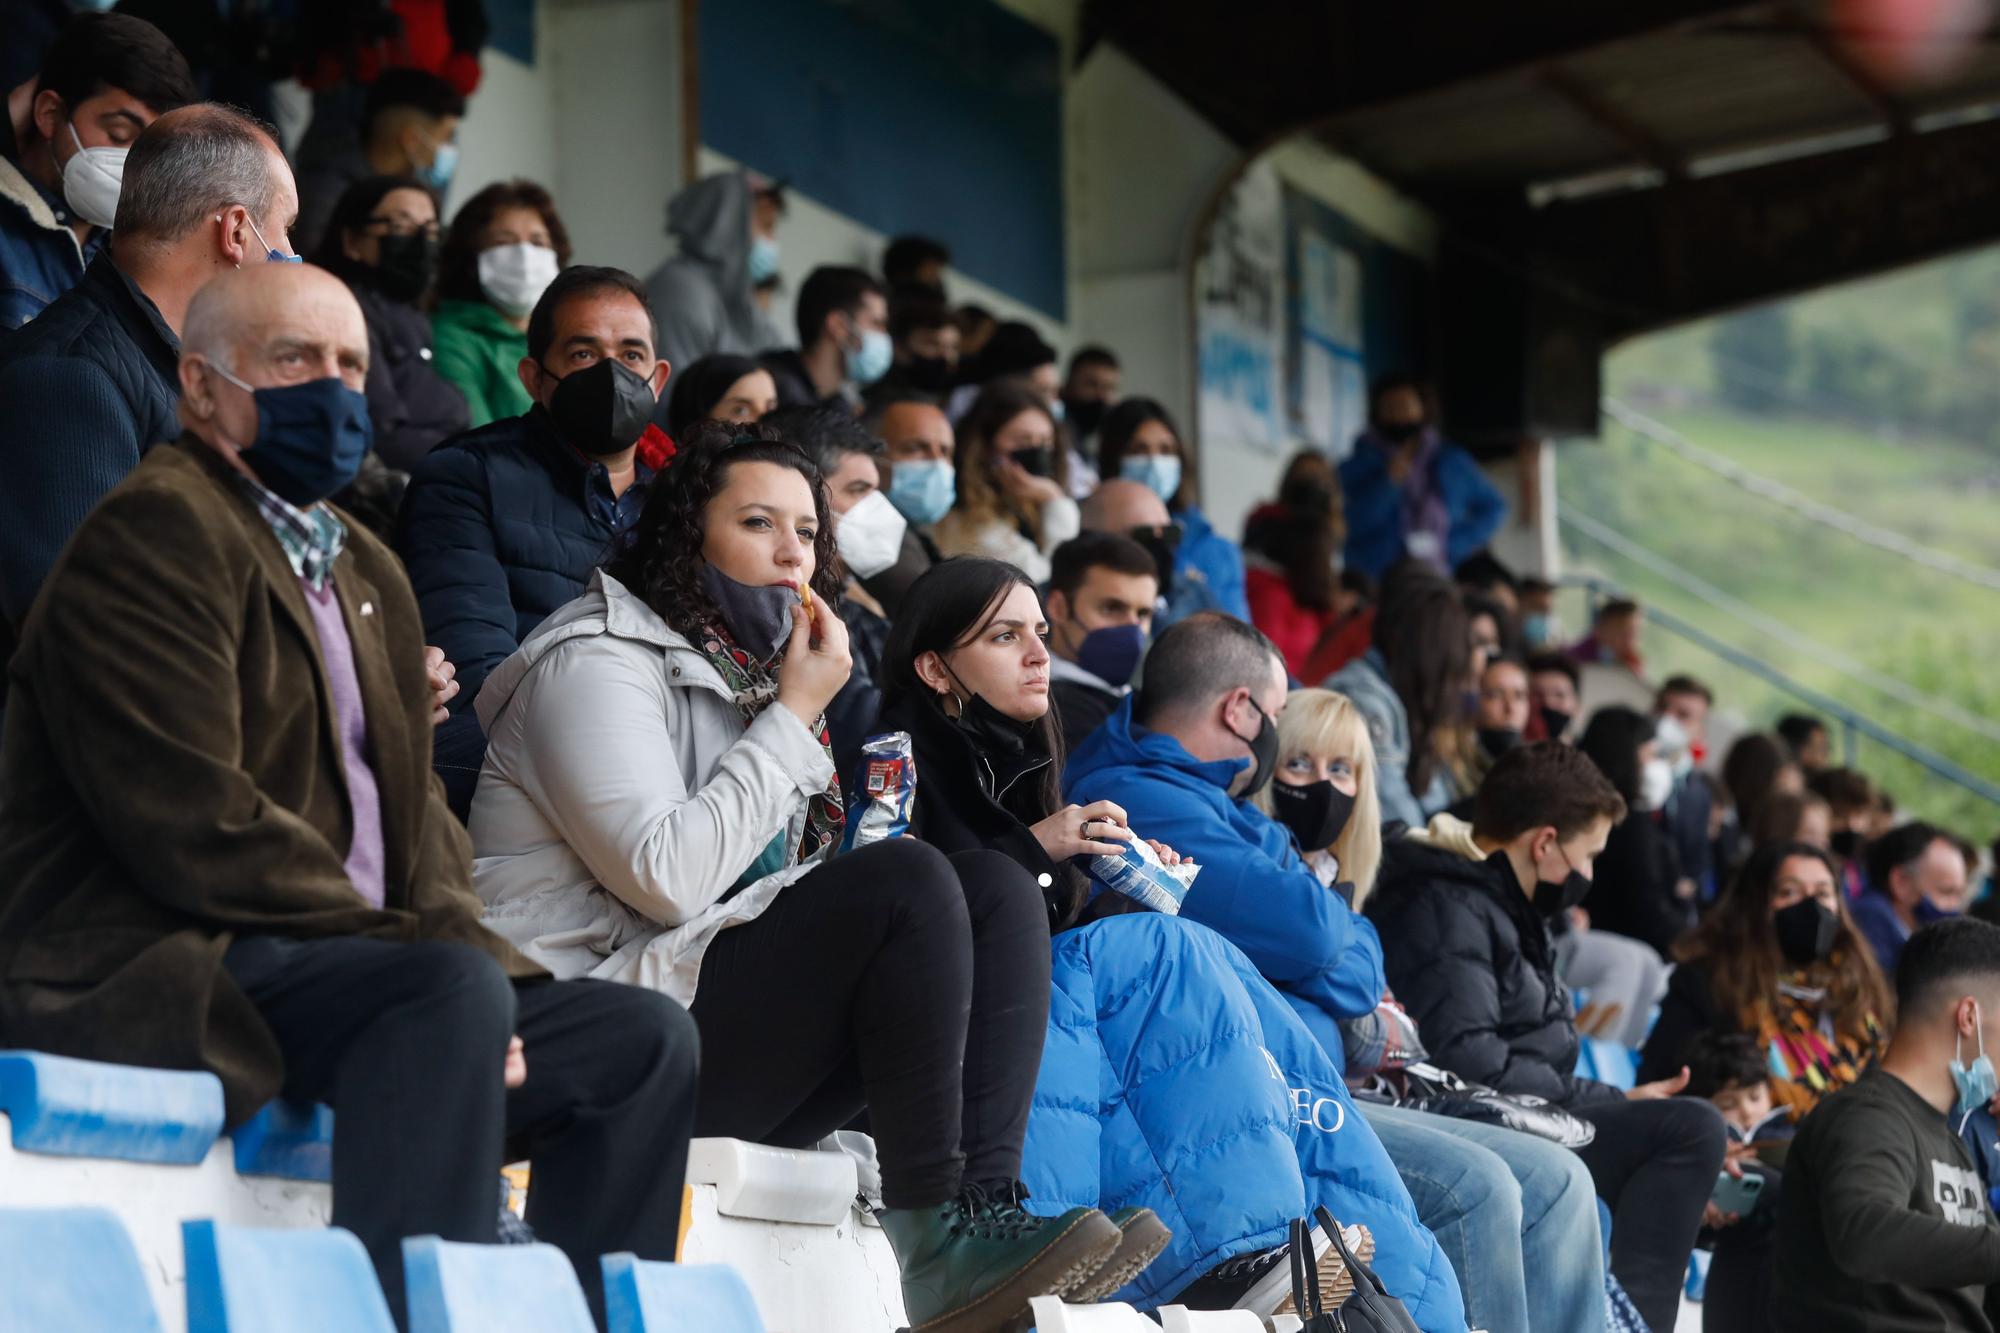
[700,563,800,662]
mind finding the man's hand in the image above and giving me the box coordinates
[424,646,459,726]
[1628,1065,1691,1101]
[503,1035,527,1089]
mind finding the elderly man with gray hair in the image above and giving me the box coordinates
[0,261,700,1330]
[0,101,299,633]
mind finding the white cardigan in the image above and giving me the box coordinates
[468,571,835,1004]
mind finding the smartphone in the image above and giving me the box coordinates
[1711,1170,1765,1217]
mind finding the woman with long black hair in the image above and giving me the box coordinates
[868,558,1467,1331]
[467,425,1120,1333]
[1578,705,1689,959]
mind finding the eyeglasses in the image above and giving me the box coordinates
[363,216,441,241]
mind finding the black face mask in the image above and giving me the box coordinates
[1281,480,1336,515]
[1227,698,1281,798]
[372,231,439,303]
[1271,779,1356,852]
[1063,395,1107,439]
[1529,844,1591,918]
[1378,420,1423,445]
[1829,829,1864,860]
[1774,898,1840,966]
[1131,524,1182,601]
[1539,705,1574,741]
[1011,446,1054,479]
[903,354,955,394]
[943,664,1039,757]
[699,563,798,663]
[544,358,657,457]
[1478,727,1522,760]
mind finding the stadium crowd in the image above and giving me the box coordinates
[2,13,2000,1333]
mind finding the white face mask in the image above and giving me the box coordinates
[60,121,127,229]
[477,241,560,317]
[834,488,908,580]
[1638,756,1676,813]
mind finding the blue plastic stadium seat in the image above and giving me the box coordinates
[0,1049,224,1163]
[0,1206,164,1331]
[602,1255,765,1333]
[183,1219,396,1333]
[233,1100,335,1181]
[1584,1038,1638,1091]
[403,1235,595,1333]
[1686,1247,1712,1302]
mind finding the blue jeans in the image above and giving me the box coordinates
[1361,1102,1606,1333]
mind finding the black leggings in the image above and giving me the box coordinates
[1574,1095,1729,1332]
[688,840,1051,1208]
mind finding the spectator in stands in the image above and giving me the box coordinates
[1655,674,1717,896]
[0,11,194,329]
[1577,706,1690,958]
[956,301,998,361]
[1719,733,1806,886]
[1059,344,1121,450]
[1777,712,1832,774]
[867,284,960,400]
[1812,766,1878,866]
[1326,571,1470,828]
[1751,790,1833,851]
[767,403,899,787]
[0,103,297,633]
[1367,741,1729,1332]
[397,266,670,818]
[294,69,463,257]
[1094,397,1251,623]
[1526,650,1582,742]
[1461,590,1510,678]
[1251,687,1382,903]
[1517,576,1561,651]
[1339,373,1505,579]
[1454,550,1521,622]
[1244,452,1347,679]
[761,264,890,410]
[1063,620,1600,1333]
[432,179,570,427]
[1853,822,1972,975]
[467,424,1125,1332]
[1474,654,1530,761]
[873,393,956,528]
[1570,597,1645,674]
[661,351,777,440]
[313,176,467,474]
[1683,1034,1791,1333]
[1775,918,2000,1332]
[873,565,1467,1328]
[932,380,1078,583]
[1643,840,1888,1118]
[644,169,784,374]
[884,233,950,293]
[0,263,698,1325]
[957,320,1060,411]
[1044,532,1158,745]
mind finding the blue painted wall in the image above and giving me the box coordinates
[700,0,1066,319]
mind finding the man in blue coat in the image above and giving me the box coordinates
[397,265,670,818]
[1065,613,1608,1333]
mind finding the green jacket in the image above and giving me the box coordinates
[432,298,531,428]
[0,437,542,1124]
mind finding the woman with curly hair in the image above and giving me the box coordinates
[466,423,1122,1332]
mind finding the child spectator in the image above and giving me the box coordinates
[1687,1034,1787,1146]
[1686,1033,1790,1333]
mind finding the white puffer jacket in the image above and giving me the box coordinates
[468,570,835,1003]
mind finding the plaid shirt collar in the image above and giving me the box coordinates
[232,474,347,591]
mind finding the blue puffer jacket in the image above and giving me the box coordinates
[1025,913,1464,1330]
[1063,696,1385,1058]
[1172,504,1250,622]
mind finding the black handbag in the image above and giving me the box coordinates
[1389,1061,1597,1151]
[1290,1207,1423,1333]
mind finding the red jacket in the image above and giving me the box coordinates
[1246,565,1338,682]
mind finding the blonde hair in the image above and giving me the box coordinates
[1254,688,1384,907]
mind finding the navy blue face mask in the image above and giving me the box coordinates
[1070,623,1145,688]
[213,364,373,506]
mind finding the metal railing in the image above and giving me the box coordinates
[1561,575,2000,810]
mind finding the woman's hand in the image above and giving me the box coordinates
[997,456,1064,507]
[1032,800,1134,863]
[424,645,459,726]
[1147,839,1184,866]
[775,596,852,723]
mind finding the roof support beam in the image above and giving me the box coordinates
[1790,6,1915,136]
[1538,66,1691,181]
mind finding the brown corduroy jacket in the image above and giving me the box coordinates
[0,435,542,1125]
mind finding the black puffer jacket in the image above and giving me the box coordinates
[1367,832,1625,1109]
[352,283,469,471]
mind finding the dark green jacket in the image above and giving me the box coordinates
[0,437,541,1124]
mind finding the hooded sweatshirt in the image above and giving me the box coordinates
[643,171,780,373]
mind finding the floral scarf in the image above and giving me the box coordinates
[1755,967,1884,1119]
[695,616,844,863]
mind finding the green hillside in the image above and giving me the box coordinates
[1559,265,2000,843]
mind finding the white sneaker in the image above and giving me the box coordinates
[1246,1223,1370,1318]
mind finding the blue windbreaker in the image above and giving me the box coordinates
[1023,912,1464,1330]
[1173,504,1250,622]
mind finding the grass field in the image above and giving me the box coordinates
[1556,362,2000,843]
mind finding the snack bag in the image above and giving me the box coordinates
[1090,835,1200,914]
[843,731,917,851]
